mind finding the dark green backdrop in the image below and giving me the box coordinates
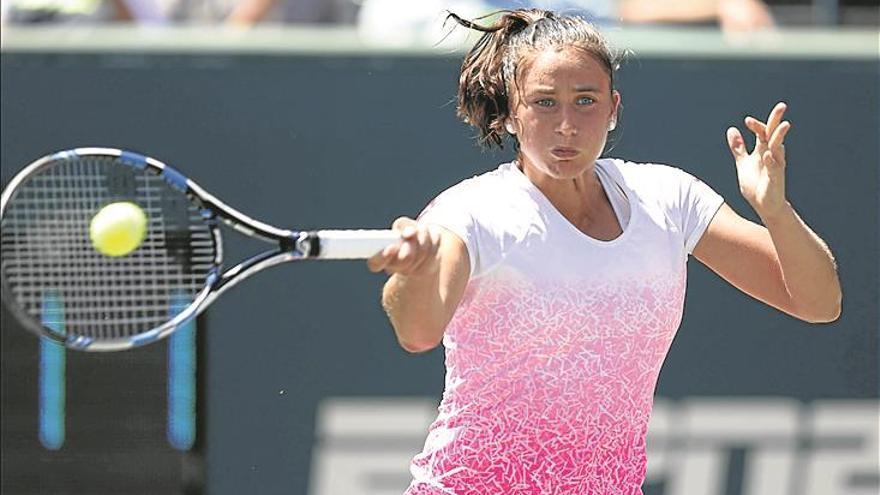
[1,47,877,495]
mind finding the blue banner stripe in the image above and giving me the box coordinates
[168,291,196,451]
[39,291,65,451]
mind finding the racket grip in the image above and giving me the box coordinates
[314,230,400,259]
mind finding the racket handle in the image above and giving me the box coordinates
[314,229,399,259]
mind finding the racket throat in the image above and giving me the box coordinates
[284,232,319,258]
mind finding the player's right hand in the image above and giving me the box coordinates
[367,217,441,278]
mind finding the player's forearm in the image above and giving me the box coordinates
[382,273,447,352]
[762,202,842,322]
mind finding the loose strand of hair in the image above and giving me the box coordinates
[450,11,539,148]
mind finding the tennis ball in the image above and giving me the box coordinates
[90,202,148,257]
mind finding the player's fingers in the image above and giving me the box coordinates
[427,226,442,252]
[769,122,791,164]
[401,228,427,271]
[366,253,384,272]
[381,223,444,276]
[410,226,440,274]
[374,217,415,273]
[392,216,417,235]
[726,127,748,160]
[744,116,767,144]
[415,226,430,252]
[766,102,787,135]
[397,239,414,264]
[386,249,416,276]
[368,243,398,272]
[768,121,791,151]
[763,149,779,169]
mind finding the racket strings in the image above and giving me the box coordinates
[0,156,217,343]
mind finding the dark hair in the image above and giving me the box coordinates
[449,9,620,149]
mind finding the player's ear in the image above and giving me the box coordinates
[610,90,621,128]
[505,119,517,135]
[504,112,520,136]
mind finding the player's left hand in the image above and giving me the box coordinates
[726,101,791,221]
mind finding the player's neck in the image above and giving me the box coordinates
[518,160,606,221]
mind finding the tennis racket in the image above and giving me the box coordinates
[0,147,398,352]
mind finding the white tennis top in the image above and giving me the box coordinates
[407,158,725,495]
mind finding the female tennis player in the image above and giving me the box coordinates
[368,9,842,494]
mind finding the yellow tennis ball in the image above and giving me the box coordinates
[90,202,148,257]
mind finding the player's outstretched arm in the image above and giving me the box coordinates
[693,102,842,323]
[368,217,470,352]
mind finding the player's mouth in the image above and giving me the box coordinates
[551,147,579,160]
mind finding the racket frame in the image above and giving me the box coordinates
[1,147,388,351]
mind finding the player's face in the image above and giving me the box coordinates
[508,47,620,181]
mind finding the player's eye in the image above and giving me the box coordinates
[577,96,596,105]
[535,99,555,108]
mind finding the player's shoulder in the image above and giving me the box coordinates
[422,161,536,235]
[601,157,696,197]
[602,157,686,182]
[432,161,521,201]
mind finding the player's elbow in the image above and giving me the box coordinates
[398,335,442,353]
[805,304,841,324]
[385,303,447,353]
[797,293,842,324]
[393,319,444,353]
[800,310,838,324]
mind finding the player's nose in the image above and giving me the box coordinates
[555,107,579,136]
